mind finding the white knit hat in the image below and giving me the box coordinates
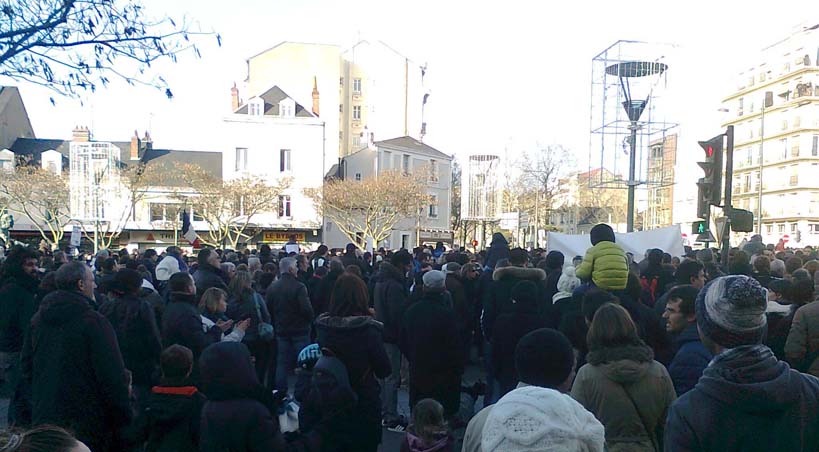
[482,386,605,452]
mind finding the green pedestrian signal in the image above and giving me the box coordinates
[693,221,708,235]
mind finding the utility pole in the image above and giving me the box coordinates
[721,126,735,270]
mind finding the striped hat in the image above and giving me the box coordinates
[696,275,768,348]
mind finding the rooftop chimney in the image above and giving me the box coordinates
[311,76,320,117]
[72,125,90,142]
[142,131,152,151]
[231,82,240,112]
[130,130,140,160]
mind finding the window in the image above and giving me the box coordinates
[0,158,11,171]
[352,105,361,120]
[150,204,164,221]
[280,104,293,117]
[766,224,773,235]
[352,136,361,147]
[383,151,392,170]
[402,154,410,174]
[248,99,262,116]
[813,135,818,156]
[353,78,362,93]
[355,173,361,181]
[782,119,789,131]
[339,104,343,113]
[811,223,819,235]
[429,159,439,182]
[192,207,204,222]
[781,139,789,159]
[280,149,291,172]
[737,98,744,116]
[792,223,798,233]
[779,224,786,233]
[428,194,438,218]
[235,147,248,172]
[278,195,291,218]
[743,174,751,193]
[791,165,799,186]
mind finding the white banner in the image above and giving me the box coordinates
[547,225,686,261]
[70,225,81,248]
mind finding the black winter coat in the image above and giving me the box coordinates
[400,291,464,415]
[199,341,320,452]
[491,307,548,397]
[100,294,162,387]
[193,263,228,301]
[482,266,552,340]
[373,262,409,344]
[265,273,313,337]
[304,314,391,450]
[145,384,206,452]
[161,292,221,362]
[22,290,132,452]
[617,290,673,365]
[0,274,39,353]
[544,268,562,306]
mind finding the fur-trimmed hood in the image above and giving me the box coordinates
[492,266,547,282]
[586,343,654,384]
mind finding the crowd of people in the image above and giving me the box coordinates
[2,226,819,451]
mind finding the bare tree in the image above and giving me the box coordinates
[517,145,575,231]
[176,163,291,248]
[308,170,430,249]
[0,165,71,249]
[0,0,219,100]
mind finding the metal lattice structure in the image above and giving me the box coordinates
[462,154,501,221]
[69,142,122,221]
[589,41,678,190]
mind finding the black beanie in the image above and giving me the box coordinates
[515,328,575,388]
[590,223,615,245]
[545,250,565,270]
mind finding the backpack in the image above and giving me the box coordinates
[640,275,660,307]
[305,348,359,418]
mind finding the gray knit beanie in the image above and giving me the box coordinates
[695,275,767,348]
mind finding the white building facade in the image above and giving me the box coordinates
[722,23,819,246]
[223,85,326,247]
[324,136,453,250]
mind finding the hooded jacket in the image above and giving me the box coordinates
[155,255,181,282]
[100,294,163,387]
[490,295,548,398]
[400,291,464,416]
[667,323,711,396]
[21,289,132,452]
[145,384,206,452]
[373,262,409,344]
[482,266,550,339]
[665,345,819,452]
[401,430,454,452]
[784,301,819,376]
[0,273,39,353]
[576,241,629,290]
[571,343,676,452]
[305,314,391,450]
[199,341,284,452]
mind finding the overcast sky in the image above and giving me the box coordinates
[8,0,814,175]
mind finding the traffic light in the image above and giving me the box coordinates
[696,134,724,219]
[692,220,708,235]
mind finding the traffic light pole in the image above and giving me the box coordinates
[720,125,734,270]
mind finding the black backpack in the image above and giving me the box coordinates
[303,348,359,421]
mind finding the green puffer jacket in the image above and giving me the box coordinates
[576,241,629,290]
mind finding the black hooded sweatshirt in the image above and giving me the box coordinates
[0,272,40,353]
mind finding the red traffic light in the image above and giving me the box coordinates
[706,145,714,157]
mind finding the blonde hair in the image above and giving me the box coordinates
[199,287,227,314]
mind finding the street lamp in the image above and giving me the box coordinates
[605,60,668,232]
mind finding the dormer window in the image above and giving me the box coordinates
[248,98,263,116]
[280,104,293,117]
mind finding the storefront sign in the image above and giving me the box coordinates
[262,231,306,243]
